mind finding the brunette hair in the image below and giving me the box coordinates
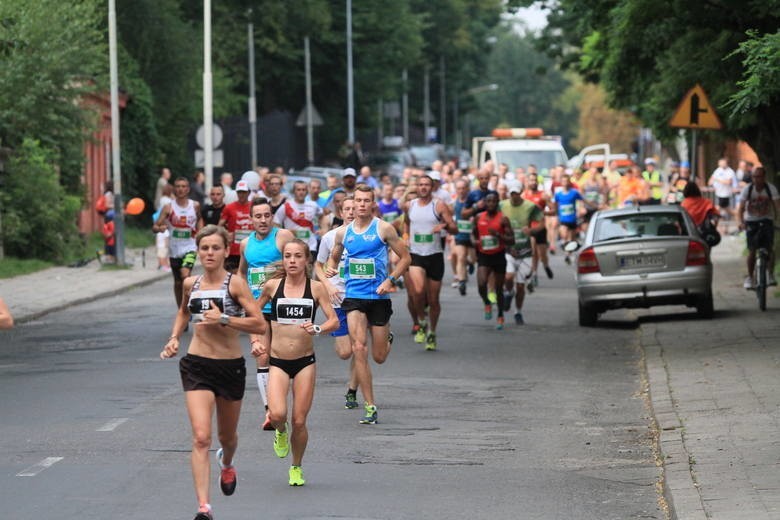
[196,224,230,248]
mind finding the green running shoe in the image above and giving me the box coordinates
[288,465,305,486]
[414,325,426,344]
[487,291,497,304]
[425,332,437,351]
[274,425,289,458]
[359,403,378,425]
[344,391,359,409]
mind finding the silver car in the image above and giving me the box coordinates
[575,205,713,326]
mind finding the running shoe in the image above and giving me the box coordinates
[425,332,437,351]
[744,276,755,290]
[451,279,460,288]
[194,506,213,520]
[359,403,378,425]
[514,312,524,325]
[413,324,426,344]
[496,316,504,330]
[549,247,556,255]
[215,448,236,496]
[458,280,467,296]
[544,266,554,279]
[484,304,492,320]
[525,276,535,293]
[487,291,497,304]
[564,255,571,265]
[289,465,305,486]
[262,409,274,431]
[502,291,514,312]
[274,425,289,458]
[344,390,359,409]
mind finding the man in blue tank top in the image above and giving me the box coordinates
[239,198,295,430]
[326,185,411,425]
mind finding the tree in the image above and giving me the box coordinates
[571,82,639,153]
[528,0,780,177]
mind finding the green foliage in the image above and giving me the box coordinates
[726,30,780,115]
[0,257,52,279]
[1,139,84,262]
[0,0,106,193]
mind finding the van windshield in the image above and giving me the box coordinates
[494,150,568,176]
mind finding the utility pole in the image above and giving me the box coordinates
[108,0,125,265]
[402,69,409,145]
[346,0,355,144]
[304,36,314,165]
[439,55,446,147]
[423,66,430,143]
[203,0,213,192]
[247,14,258,169]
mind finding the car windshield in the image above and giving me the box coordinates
[494,150,567,175]
[594,213,689,242]
[410,146,440,165]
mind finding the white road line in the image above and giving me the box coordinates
[96,417,128,432]
[16,457,64,477]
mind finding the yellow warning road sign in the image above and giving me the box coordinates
[669,84,722,130]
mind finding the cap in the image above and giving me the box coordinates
[680,161,691,168]
[424,170,441,181]
[644,157,656,166]
[236,180,250,192]
[342,168,356,178]
[509,182,524,195]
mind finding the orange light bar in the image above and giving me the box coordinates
[491,128,544,138]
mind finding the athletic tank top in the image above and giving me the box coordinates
[168,199,198,258]
[523,190,546,211]
[343,217,389,300]
[408,199,442,256]
[378,198,401,222]
[475,211,507,255]
[269,277,318,324]
[187,273,244,322]
[244,228,282,313]
[453,198,473,241]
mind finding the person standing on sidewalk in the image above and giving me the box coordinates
[153,176,204,308]
[325,184,411,425]
[160,225,265,520]
[736,167,780,288]
[0,297,13,329]
[239,198,295,430]
[252,239,339,486]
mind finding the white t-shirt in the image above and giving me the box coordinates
[740,183,779,222]
[274,199,322,251]
[710,167,737,198]
[316,228,345,308]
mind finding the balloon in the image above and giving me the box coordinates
[125,197,145,216]
[241,170,261,191]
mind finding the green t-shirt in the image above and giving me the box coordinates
[499,199,542,253]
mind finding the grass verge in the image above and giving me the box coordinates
[0,257,53,279]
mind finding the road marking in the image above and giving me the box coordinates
[97,417,128,431]
[16,457,64,477]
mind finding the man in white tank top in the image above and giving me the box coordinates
[403,172,457,351]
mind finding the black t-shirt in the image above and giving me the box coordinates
[203,204,224,226]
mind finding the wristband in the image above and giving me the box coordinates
[312,324,322,336]
[388,275,397,284]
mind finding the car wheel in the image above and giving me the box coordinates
[696,293,714,319]
[578,302,598,326]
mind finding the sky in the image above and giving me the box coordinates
[508,3,549,32]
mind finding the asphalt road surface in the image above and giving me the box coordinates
[1,256,665,519]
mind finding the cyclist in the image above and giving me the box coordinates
[736,167,780,288]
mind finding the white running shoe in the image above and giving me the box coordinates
[744,276,755,290]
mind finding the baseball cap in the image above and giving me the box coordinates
[342,168,356,178]
[424,170,441,181]
[680,161,691,168]
[644,157,656,166]
[236,180,250,192]
[508,182,523,195]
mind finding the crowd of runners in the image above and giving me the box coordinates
[152,156,762,520]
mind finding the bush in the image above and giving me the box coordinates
[1,139,84,262]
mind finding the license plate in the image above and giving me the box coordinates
[620,254,665,268]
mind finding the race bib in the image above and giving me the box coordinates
[382,211,399,222]
[514,229,531,249]
[338,261,346,279]
[248,266,273,291]
[457,220,473,233]
[275,297,314,325]
[413,233,434,244]
[295,229,311,240]
[349,258,376,279]
[481,235,499,251]
[172,228,192,240]
[188,289,224,322]
[234,229,252,243]
[560,204,575,217]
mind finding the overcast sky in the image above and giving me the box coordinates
[509,3,549,32]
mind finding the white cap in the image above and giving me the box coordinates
[342,168,357,178]
[424,170,441,181]
[508,182,524,195]
[236,180,250,192]
[644,157,656,166]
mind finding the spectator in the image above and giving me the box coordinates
[154,167,171,210]
[189,170,206,206]
[221,172,237,204]
[102,210,116,264]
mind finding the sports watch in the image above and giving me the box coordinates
[219,313,230,326]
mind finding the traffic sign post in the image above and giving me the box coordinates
[669,84,722,182]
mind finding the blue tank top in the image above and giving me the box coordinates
[378,198,401,222]
[344,217,389,300]
[244,227,282,313]
[454,198,473,242]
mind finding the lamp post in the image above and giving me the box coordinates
[203,0,213,192]
[346,0,355,144]
[247,13,258,169]
[108,0,125,265]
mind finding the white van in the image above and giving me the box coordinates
[472,128,569,176]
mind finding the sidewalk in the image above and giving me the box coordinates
[0,247,169,324]
[643,233,780,520]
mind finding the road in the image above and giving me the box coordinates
[0,255,666,519]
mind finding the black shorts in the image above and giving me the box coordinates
[410,252,445,282]
[179,353,246,401]
[530,226,547,245]
[170,251,197,282]
[270,354,316,379]
[341,298,393,326]
[476,251,507,271]
[454,237,473,247]
[104,244,116,256]
[746,220,775,251]
[561,221,578,231]
[717,197,731,209]
[224,255,241,272]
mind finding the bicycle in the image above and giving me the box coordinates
[747,220,779,311]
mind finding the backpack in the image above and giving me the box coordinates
[698,212,721,247]
[95,194,108,215]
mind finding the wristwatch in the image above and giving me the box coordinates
[219,313,230,326]
[312,324,322,336]
[388,275,397,284]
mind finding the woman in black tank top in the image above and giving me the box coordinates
[160,225,265,520]
[253,239,339,486]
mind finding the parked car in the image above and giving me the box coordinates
[409,144,445,169]
[368,149,414,181]
[574,205,713,326]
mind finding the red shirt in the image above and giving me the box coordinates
[523,190,546,211]
[220,201,253,256]
[475,211,509,255]
[102,221,115,246]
